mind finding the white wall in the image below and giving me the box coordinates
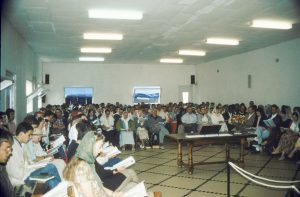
[195,38,300,107]
[1,17,40,123]
[43,63,196,105]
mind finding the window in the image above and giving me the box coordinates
[133,86,161,104]
[182,92,189,104]
[26,80,33,113]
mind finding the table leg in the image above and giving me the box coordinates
[240,138,246,163]
[188,143,193,174]
[177,141,183,168]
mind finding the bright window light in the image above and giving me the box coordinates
[179,50,206,56]
[83,33,123,40]
[79,57,105,61]
[88,9,143,20]
[80,48,112,53]
[182,92,189,104]
[251,20,292,30]
[160,58,183,64]
[206,38,239,46]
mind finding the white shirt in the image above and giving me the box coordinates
[100,115,114,131]
[68,123,78,144]
[181,113,197,124]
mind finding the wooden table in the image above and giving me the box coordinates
[166,132,256,174]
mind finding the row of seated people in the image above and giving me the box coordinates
[0,116,162,196]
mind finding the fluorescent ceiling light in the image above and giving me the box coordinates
[88,9,143,20]
[160,58,183,63]
[179,50,206,56]
[80,47,112,53]
[83,33,123,40]
[251,20,292,30]
[206,38,239,46]
[79,57,105,62]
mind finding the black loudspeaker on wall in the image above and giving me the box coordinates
[191,75,195,85]
[248,74,251,88]
[45,74,50,84]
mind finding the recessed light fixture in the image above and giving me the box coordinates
[80,47,112,53]
[205,38,239,46]
[79,57,105,62]
[251,19,292,30]
[178,50,206,56]
[88,9,143,20]
[83,33,123,40]
[160,58,183,63]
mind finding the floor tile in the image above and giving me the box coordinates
[160,176,206,189]
[138,172,171,184]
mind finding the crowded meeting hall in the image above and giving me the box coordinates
[1,0,300,197]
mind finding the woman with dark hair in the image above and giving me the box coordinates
[272,112,300,160]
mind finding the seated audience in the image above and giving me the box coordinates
[252,108,268,152]
[6,122,61,191]
[146,109,169,149]
[0,130,15,197]
[63,131,158,197]
[263,104,282,152]
[196,105,212,132]
[23,128,66,179]
[5,108,16,135]
[181,106,197,133]
[211,107,228,132]
[245,105,257,127]
[100,109,119,146]
[136,119,150,149]
[116,111,135,151]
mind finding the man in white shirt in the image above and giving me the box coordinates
[6,122,61,191]
[181,106,197,133]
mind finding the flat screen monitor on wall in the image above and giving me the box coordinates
[64,87,93,105]
[133,86,161,104]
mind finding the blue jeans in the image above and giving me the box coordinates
[256,127,270,145]
[25,163,61,191]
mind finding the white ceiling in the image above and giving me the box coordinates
[3,0,300,64]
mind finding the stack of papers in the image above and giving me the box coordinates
[104,156,135,170]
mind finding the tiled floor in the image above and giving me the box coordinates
[120,139,300,197]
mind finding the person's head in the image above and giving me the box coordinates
[105,109,110,117]
[16,122,33,143]
[271,104,279,115]
[31,128,43,144]
[0,130,13,164]
[122,111,129,119]
[6,108,15,121]
[88,109,95,117]
[23,115,39,128]
[248,105,257,114]
[55,109,62,118]
[292,112,299,123]
[187,106,193,114]
[256,107,265,117]
[0,111,8,126]
[152,109,158,117]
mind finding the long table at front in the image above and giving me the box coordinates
[166,132,256,174]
